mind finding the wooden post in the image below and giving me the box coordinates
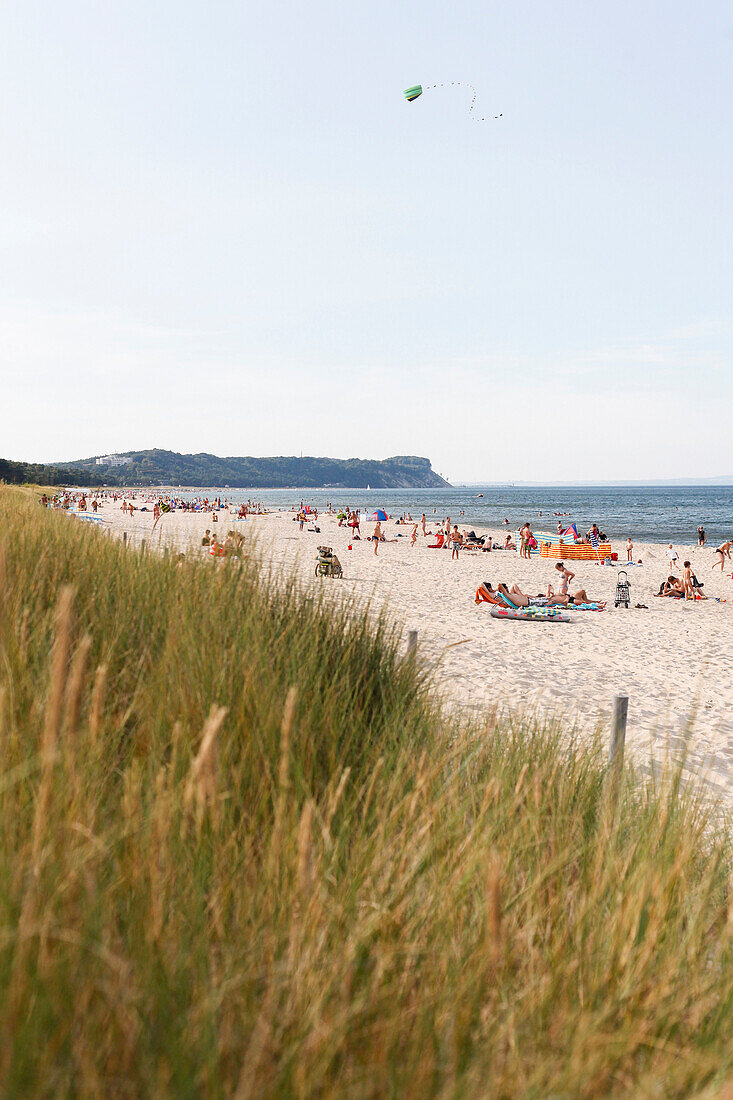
[609,695,628,770]
[407,630,417,656]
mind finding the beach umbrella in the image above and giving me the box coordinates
[368,509,388,522]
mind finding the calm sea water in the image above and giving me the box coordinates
[184,485,733,546]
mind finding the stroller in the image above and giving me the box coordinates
[315,546,343,578]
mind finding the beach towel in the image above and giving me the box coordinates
[475,583,503,605]
[490,606,573,624]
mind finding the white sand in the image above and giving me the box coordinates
[82,500,733,795]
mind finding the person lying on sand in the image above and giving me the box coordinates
[496,583,570,608]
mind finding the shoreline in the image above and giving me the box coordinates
[55,484,731,548]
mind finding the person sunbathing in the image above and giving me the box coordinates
[475,581,500,604]
[496,583,568,608]
[547,562,596,605]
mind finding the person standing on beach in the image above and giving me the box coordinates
[682,561,695,600]
[373,519,381,554]
[411,523,418,547]
[450,526,462,560]
[698,525,706,546]
[668,545,679,572]
[421,513,427,536]
[626,537,633,562]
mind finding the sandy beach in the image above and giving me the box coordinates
[76,498,733,795]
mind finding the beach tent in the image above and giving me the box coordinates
[367,509,388,522]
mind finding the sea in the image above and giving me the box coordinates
[178,485,733,547]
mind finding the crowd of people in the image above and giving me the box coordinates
[38,491,731,603]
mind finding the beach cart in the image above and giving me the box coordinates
[315,546,343,578]
[614,570,631,609]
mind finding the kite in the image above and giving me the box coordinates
[403,82,502,121]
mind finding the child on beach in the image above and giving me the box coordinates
[626,537,633,562]
[450,526,462,560]
[411,523,418,547]
[682,561,694,600]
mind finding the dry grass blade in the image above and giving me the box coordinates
[184,704,227,831]
[64,633,92,736]
[32,585,74,869]
[268,685,297,873]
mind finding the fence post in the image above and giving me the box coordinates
[609,695,628,772]
[407,630,418,656]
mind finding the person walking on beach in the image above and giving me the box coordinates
[668,545,679,572]
[411,523,418,547]
[712,540,732,571]
[626,537,633,562]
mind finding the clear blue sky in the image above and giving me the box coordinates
[2,0,731,481]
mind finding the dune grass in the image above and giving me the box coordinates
[1,485,733,1098]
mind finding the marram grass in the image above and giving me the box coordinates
[1,485,733,1098]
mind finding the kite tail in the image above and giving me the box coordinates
[425,82,502,121]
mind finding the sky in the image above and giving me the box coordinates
[1,0,731,483]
